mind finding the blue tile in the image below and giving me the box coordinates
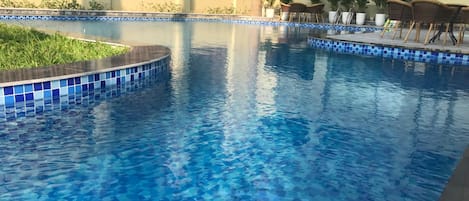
[75,77,81,85]
[24,84,33,92]
[75,86,82,93]
[89,83,94,91]
[95,74,100,81]
[101,81,106,88]
[106,72,111,79]
[25,93,33,101]
[60,79,67,87]
[52,89,59,99]
[68,86,75,94]
[34,83,43,91]
[82,84,88,91]
[43,82,51,90]
[111,71,116,78]
[4,87,13,95]
[26,101,34,107]
[68,78,75,86]
[14,85,24,94]
[44,90,51,99]
[88,75,94,82]
[15,94,24,102]
[5,96,14,108]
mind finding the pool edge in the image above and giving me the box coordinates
[308,37,469,66]
[0,44,171,120]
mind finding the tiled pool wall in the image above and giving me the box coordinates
[0,56,170,121]
[308,37,469,66]
[0,10,381,33]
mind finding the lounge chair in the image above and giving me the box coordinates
[305,3,325,23]
[288,3,307,22]
[381,0,413,39]
[404,0,454,45]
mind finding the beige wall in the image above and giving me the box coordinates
[6,0,261,15]
[191,0,232,14]
[84,0,112,9]
[20,0,113,9]
[112,0,174,11]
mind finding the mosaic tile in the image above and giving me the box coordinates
[0,55,170,121]
[308,37,469,66]
[0,15,383,33]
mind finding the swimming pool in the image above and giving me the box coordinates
[1,20,469,201]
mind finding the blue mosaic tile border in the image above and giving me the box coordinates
[308,37,469,66]
[0,56,170,121]
[0,15,381,32]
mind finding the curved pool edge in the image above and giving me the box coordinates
[0,8,381,32]
[0,45,171,121]
[308,37,469,66]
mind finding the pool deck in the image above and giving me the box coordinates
[439,147,469,201]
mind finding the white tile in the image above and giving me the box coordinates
[60,87,68,96]
[94,81,101,89]
[34,91,43,100]
[81,75,88,83]
[51,80,60,89]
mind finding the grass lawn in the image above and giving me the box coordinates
[0,23,129,70]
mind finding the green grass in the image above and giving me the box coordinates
[0,23,129,70]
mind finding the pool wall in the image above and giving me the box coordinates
[308,37,469,66]
[0,48,170,121]
[0,8,380,32]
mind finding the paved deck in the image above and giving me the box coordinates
[439,147,469,201]
[328,28,469,54]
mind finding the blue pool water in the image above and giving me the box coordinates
[1,20,469,201]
